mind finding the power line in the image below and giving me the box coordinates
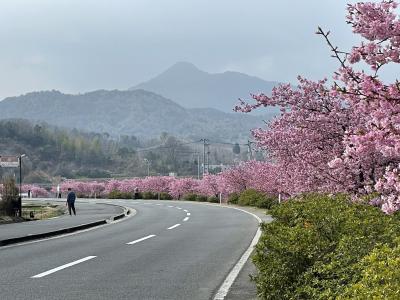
[207,140,253,146]
[135,140,202,152]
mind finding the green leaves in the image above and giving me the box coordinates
[237,189,277,209]
[252,194,400,299]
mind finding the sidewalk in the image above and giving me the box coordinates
[0,200,126,246]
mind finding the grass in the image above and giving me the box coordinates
[21,203,65,220]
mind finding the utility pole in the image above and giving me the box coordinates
[201,139,209,177]
[247,140,254,161]
[196,152,200,180]
[206,144,210,174]
[18,154,25,217]
[144,158,150,176]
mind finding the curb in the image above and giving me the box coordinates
[0,204,132,247]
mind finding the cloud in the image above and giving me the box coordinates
[0,0,391,99]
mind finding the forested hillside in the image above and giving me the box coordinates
[0,120,243,183]
[0,89,267,142]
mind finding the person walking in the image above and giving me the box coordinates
[66,188,77,216]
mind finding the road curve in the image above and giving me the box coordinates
[0,199,259,300]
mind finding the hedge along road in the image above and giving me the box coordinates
[0,199,259,300]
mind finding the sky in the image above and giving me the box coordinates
[0,0,387,99]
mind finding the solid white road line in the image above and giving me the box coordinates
[213,208,263,300]
[126,234,156,245]
[167,224,181,230]
[186,213,191,216]
[183,217,189,222]
[31,256,97,278]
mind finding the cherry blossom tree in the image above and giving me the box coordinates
[169,177,199,199]
[235,0,400,213]
[324,0,400,212]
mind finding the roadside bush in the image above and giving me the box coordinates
[196,195,208,202]
[337,238,400,299]
[77,193,90,198]
[159,192,173,200]
[183,193,197,201]
[208,196,219,203]
[133,192,142,199]
[255,195,278,209]
[227,192,239,205]
[237,189,276,209]
[238,189,260,206]
[142,191,157,199]
[108,190,133,199]
[252,193,400,300]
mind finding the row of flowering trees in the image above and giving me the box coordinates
[0,184,49,198]
[46,163,271,200]
[0,160,279,201]
[0,160,277,201]
[4,1,400,214]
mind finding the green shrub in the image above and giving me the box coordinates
[133,192,142,199]
[108,190,133,199]
[338,238,400,300]
[252,193,399,300]
[227,192,239,204]
[255,195,278,209]
[208,196,219,203]
[183,193,197,201]
[237,189,276,209]
[76,193,89,198]
[196,195,208,202]
[142,191,157,199]
[159,192,172,200]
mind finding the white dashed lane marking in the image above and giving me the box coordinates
[126,235,156,245]
[183,217,189,222]
[31,256,97,278]
[167,224,181,230]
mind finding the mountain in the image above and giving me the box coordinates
[0,89,269,142]
[130,62,280,114]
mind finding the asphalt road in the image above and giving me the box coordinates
[0,199,259,300]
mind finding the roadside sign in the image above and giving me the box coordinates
[0,156,19,168]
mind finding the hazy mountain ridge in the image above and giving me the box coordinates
[131,62,280,114]
[0,89,268,142]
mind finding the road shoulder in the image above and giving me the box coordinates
[222,205,272,300]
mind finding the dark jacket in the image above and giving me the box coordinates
[67,191,76,204]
